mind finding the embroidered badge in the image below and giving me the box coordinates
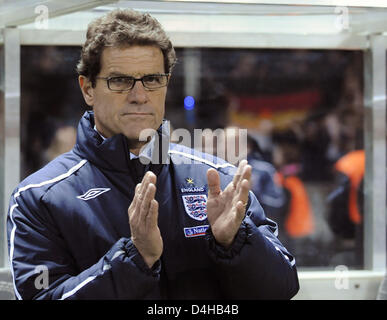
[181,177,206,193]
[186,177,194,185]
[182,194,207,221]
[180,186,205,193]
[77,188,111,201]
[184,225,209,238]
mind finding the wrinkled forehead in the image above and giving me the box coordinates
[99,45,165,76]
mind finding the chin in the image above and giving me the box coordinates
[123,128,156,142]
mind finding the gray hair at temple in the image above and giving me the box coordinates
[76,8,177,87]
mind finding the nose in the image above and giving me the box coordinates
[127,80,149,105]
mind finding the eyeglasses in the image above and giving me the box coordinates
[96,73,170,92]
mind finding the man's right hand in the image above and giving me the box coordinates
[128,171,163,269]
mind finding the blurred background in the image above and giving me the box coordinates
[1,0,387,299]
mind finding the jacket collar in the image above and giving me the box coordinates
[73,111,170,173]
[93,124,155,162]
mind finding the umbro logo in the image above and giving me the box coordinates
[77,188,111,201]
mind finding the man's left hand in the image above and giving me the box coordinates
[206,160,251,248]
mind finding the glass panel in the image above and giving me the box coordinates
[20,46,365,270]
[21,46,86,177]
[0,41,5,268]
[196,48,364,270]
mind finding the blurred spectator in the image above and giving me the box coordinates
[326,149,364,267]
[201,126,287,225]
[223,126,288,221]
[245,134,287,223]
[299,111,333,182]
[324,56,364,267]
[272,130,315,239]
[272,129,316,265]
[327,150,364,237]
[324,112,344,163]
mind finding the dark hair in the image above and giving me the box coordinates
[77,9,177,86]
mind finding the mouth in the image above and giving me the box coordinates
[122,112,153,116]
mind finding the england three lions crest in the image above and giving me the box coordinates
[182,194,207,221]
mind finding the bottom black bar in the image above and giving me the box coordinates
[0,299,386,319]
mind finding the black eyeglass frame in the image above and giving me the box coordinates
[96,73,170,92]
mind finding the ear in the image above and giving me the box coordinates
[78,75,94,107]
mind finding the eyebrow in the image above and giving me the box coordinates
[107,72,165,78]
[107,72,128,77]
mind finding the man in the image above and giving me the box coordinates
[7,9,299,300]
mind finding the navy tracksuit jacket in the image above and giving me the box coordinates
[7,111,299,300]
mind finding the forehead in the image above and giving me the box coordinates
[100,45,165,76]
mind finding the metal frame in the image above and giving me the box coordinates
[18,29,370,50]
[0,32,3,269]
[363,35,387,272]
[0,28,20,269]
[1,0,117,27]
[167,0,387,8]
[294,33,387,299]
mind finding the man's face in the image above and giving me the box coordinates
[80,45,168,141]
